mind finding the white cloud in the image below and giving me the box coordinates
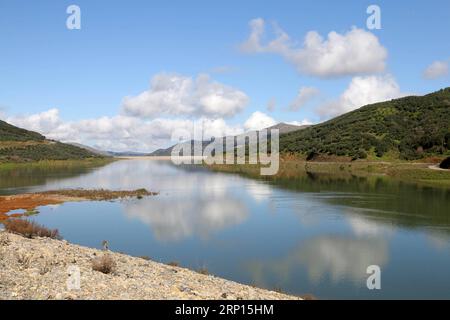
[241,18,387,78]
[286,119,313,126]
[7,108,62,134]
[244,111,276,131]
[423,60,449,79]
[6,107,312,151]
[240,18,266,53]
[122,73,249,118]
[289,86,320,111]
[6,110,245,152]
[318,75,406,117]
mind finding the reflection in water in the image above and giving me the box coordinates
[1,159,449,299]
[0,161,108,194]
[347,213,394,237]
[246,219,389,290]
[267,174,450,234]
[124,197,248,242]
[297,236,388,284]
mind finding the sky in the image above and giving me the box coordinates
[0,0,449,152]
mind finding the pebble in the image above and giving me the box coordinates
[0,231,300,300]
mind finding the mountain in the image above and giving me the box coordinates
[0,119,45,142]
[150,140,210,157]
[68,143,150,157]
[0,120,106,162]
[107,151,151,157]
[68,142,111,157]
[267,123,310,135]
[149,122,308,157]
[280,87,450,160]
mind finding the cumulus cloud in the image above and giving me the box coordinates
[289,86,320,111]
[122,73,249,118]
[244,111,276,131]
[423,60,449,79]
[7,108,62,134]
[6,110,244,152]
[240,18,387,78]
[317,75,406,117]
[6,107,312,151]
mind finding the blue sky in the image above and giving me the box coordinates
[0,0,449,151]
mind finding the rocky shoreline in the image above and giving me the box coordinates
[0,231,300,300]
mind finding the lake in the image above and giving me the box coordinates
[1,159,449,299]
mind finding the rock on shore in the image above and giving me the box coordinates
[0,231,300,300]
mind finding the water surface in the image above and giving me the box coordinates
[1,159,449,299]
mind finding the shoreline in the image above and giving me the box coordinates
[0,231,301,300]
[0,189,158,221]
[208,159,450,188]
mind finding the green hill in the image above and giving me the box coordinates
[0,119,45,142]
[280,87,450,160]
[0,120,105,162]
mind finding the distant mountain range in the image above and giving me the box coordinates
[67,143,151,157]
[148,122,309,157]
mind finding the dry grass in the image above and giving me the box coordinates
[16,251,32,268]
[139,255,151,261]
[197,268,209,275]
[0,232,10,246]
[92,254,116,274]
[3,219,61,239]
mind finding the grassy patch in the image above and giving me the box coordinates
[41,188,158,200]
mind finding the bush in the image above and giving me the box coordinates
[439,156,450,169]
[3,219,61,239]
[197,268,209,275]
[92,254,116,274]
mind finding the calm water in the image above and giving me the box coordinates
[1,159,450,299]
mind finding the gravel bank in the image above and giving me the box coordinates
[0,231,300,300]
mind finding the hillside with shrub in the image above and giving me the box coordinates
[0,120,105,162]
[280,87,450,160]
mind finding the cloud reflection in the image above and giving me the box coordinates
[124,197,249,242]
[246,236,388,288]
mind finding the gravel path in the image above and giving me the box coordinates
[0,231,300,300]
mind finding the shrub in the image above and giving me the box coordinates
[167,261,180,267]
[3,219,61,239]
[439,156,450,169]
[197,268,209,275]
[92,254,116,274]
